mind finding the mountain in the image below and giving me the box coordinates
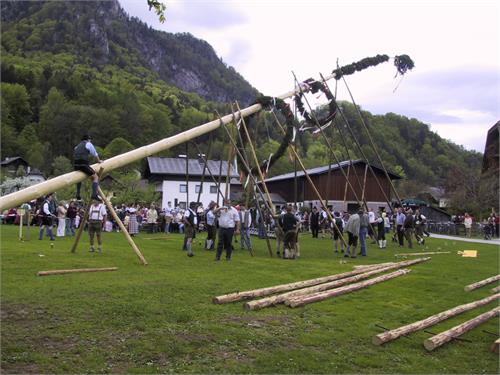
[0,0,482,195]
[0,0,258,104]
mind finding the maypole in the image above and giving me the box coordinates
[0,54,413,211]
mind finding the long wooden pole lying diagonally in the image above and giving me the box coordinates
[97,186,148,265]
[244,257,429,311]
[286,269,412,308]
[372,293,500,345]
[464,275,500,292]
[423,307,500,351]
[0,55,408,212]
[37,267,118,276]
[491,285,500,294]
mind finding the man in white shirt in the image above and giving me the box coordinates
[88,197,107,253]
[38,193,55,241]
[215,199,240,261]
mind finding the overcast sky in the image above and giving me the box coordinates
[120,0,499,153]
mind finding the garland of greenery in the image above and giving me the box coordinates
[237,54,415,177]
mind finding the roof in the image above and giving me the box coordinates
[0,156,28,166]
[147,157,238,178]
[230,191,286,204]
[264,160,401,183]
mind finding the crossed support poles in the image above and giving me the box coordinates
[69,170,148,265]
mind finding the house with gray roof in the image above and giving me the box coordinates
[144,156,238,209]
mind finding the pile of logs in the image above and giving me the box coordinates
[373,293,499,351]
[213,258,430,311]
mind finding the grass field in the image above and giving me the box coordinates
[1,224,499,374]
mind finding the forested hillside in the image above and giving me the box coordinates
[1,0,482,191]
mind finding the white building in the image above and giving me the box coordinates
[145,156,238,210]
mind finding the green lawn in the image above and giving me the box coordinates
[1,224,499,374]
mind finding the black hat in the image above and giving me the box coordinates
[82,134,91,141]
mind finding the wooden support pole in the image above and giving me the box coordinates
[491,338,500,354]
[70,201,91,253]
[361,163,369,202]
[37,267,118,276]
[396,251,451,256]
[424,307,500,351]
[343,164,350,204]
[464,275,500,292]
[373,293,500,345]
[245,258,429,311]
[491,286,500,294]
[286,269,411,308]
[97,187,148,265]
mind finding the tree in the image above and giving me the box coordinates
[51,155,72,177]
[0,83,32,131]
[147,0,166,23]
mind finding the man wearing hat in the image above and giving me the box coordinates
[88,196,107,253]
[73,134,102,201]
[214,199,240,261]
[38,193,56,241]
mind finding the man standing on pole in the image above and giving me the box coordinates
[214,199,240,261]
[73,135,102,201]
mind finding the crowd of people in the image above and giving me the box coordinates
[3,194,499,258]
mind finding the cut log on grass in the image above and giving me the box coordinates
[285,269,411,308]
[424,307,500,351]
[372,293,500,345]
[491,338,500,354]
[37,267,118,276]
[244,258,429,311]
[353,262,396,270]
[491,286,500,294]
[396,251,451,256]
[464,275,500,292]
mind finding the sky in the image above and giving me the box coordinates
[120,0,499,153]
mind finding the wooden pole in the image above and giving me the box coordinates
[244,258,429,310]
[18,211,23,240]
[37,267,118,276]
[424,307,500,351]
[192,142,225,201]
[343,164,350,205]
[491,286,500,294]
[396,251,451,256]
[97,187,148,265]
[354,262,396,270]
[286,269,411,308]
[0,54,402,211]
[185,143,189,206]
[372,293,500,345]
[491,338,500,354]
[70,201,91,253]
[361,163,369,202]
[464,275,500,292]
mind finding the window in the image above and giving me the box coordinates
[195,185,202,193]
[210,185,218,194]
[179,184,187,193]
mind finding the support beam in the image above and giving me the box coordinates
[372,293,500,345]
[491,338,500,354]
[464,275,500,292]
[424,307,500,351]
[285,269,411,308]
[396,251,451,256]
[491,286,500,294]
[37,267,118,276]
[70,201,91,253]
[97,187,148,265]
[354,262,396,270]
